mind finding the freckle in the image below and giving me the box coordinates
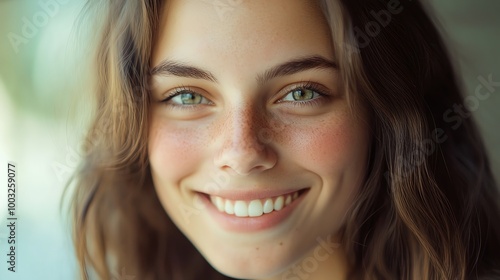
[280,242,283,246]
[256,247,259,250]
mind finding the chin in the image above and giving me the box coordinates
[194,240,310,280]
[208,258,289,280]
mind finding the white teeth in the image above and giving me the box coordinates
[263,198,274,214]
[274,196,284,211]
[234,201,248,217]
[215,196,224,212]
[225,200,234,215]
[248,200,264,217]
[208,190,302,217]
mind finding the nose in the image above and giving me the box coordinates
[213,107,278,176]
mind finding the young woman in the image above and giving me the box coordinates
[69,0,500,279]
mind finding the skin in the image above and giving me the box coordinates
[148,0,370,279]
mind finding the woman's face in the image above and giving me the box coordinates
[148,0,370,278]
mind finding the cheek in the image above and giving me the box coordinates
[284,113,369,233]
[148,118,206,184]
[286,115,370,175]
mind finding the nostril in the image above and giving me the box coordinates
[214,144,278,176]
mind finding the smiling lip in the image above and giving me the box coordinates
[196,188,309,232]
[200,188,303,201]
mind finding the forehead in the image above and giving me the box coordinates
[151,0,334,77]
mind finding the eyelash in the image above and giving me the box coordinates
[278,81,330,108]
[160,86,211,110]
[160,81,330,109]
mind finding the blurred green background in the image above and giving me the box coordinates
[0,0,499,279]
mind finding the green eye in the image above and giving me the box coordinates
[282,88,318,102]
[178,92,202,104]
[166,90,209,105]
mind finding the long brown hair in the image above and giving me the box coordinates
[68,0,500,279]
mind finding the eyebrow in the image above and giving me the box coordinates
[257,55,337,84]
[150,60,218,82]
[150,55,337,85]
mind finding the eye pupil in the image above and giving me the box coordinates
[180,92,201,104]
[292,89,314,101]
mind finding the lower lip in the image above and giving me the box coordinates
[197,190,308,233]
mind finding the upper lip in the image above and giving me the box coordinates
[196,188,308,201]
